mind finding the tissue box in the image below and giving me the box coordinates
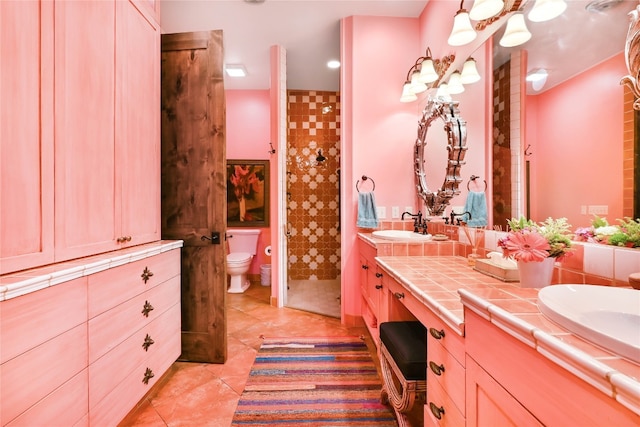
[474,258,519,282]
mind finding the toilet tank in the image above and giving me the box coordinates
[227,228,261,255]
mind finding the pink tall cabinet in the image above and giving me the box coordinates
[0,1,179,426]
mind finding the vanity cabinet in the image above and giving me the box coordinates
[0,246,181,426]
[0,0,161,275]
[382,273,466,427]
[464,308,639,426]
[359,240,385,342]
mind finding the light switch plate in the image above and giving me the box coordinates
[377,206,386,219]
[391,206,400,218]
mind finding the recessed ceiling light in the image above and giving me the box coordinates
[327,60,341,69]
[225,64,247,77]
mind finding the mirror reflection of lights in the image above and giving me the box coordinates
[526,68,548,91]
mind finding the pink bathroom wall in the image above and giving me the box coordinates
[341,15,421,324]
[527,53,626,229]
[226,89,272,275]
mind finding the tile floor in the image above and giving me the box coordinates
[286,278,341,318]
[119,284,374,427]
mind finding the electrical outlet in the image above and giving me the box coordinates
[377,206,386,219]
[391,206,400,219]
[588,205,608,215]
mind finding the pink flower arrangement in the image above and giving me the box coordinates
[498,217,573,263]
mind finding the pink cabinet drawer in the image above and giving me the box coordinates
[88,249,180,317]
[88,275,180,362]
[1,324,88,425]
[89,305,181,426]
[1,277,87,363]
[427,340,465,416]
[89,303,180,408]
[5,369,88,427]
[425,378,465,427]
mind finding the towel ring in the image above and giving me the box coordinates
[356,175,375,192]
[467,175,487,191]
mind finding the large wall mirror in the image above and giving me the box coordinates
[490,0,634,229]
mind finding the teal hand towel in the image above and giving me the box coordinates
[357,192,379,228]
[462,191,487,227]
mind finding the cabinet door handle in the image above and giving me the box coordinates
[142,367,155,385]
[142,300,154,317]
[361,264,369,270]
[429,402,445,420]
[429,361,445,376]
[429,327,445,340]
[375,284,383,290]
[375,272,383,278]
[141,267,154,284]
[142,334,155,351]
[394,292,404,299]
[117,236,132,243]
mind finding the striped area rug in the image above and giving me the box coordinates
[231,336,397,426]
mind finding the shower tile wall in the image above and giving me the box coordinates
[493,60,512,229]
[287,90,341,280]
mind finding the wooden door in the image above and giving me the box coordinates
[160,31,227,363]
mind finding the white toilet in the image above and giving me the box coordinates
[227,228,261,293]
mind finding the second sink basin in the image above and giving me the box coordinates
[371,230,432,241]
[537,284,640,363]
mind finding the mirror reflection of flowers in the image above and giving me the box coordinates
[229,165,264,222]
[498,217,573,262]
[574,215,640,248]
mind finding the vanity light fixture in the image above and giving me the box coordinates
[447,71,465,94]
[469,0,505,21]
[418,48,439,84]
[225,64,247,77]
[528,0,567,22]
[448,0,477,46]
[460,57,481,84]
[400,82,418,103]
[327,59,341,69]
[410,69,428,94]
[499,12,531,47]
[436,83,452,101]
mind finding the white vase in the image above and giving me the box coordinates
[517,257,555,288]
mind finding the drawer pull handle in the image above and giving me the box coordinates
[361,264,369,270]
[429,361,445,376]
[117,236,132,243]
[375,272,383,278]
[141,267,154,284]
[394,292,404,299]
[142,334,155,351]
[429,402,445,420]
[375,284,383,290]
[142,300,154,317]
[429,327,445,340]
[142,367,155,385]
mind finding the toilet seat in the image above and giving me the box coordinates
[227,252,252,264]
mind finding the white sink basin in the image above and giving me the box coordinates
[371,230,432,241]
[538,285,640,363]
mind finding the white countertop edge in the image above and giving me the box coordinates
[487,305,537,348]
[0,241,183,301]
[609,371,640,415]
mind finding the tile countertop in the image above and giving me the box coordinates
[0,240,184,301]
[374,255,640,416]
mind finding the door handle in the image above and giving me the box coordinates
[200,232,221,244]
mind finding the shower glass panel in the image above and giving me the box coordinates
[286,90,341,318]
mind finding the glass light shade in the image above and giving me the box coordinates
[499,13,531,47]
[418,59,439,84]
[460,58,481,84]
[526,68,548,91]
[447,71,465,94]
[410,70,427,94]
[528,0,567,22]
[400,83,417,102]
[436,83,452,101]
[447,10,477,46]
[469,0,504,21]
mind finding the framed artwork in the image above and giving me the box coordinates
[226,159,269,227]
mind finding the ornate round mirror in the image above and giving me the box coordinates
[414,99,468,216]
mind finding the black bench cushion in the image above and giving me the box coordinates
[379,321,427,381]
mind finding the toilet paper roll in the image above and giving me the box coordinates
[264,246,272,256]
